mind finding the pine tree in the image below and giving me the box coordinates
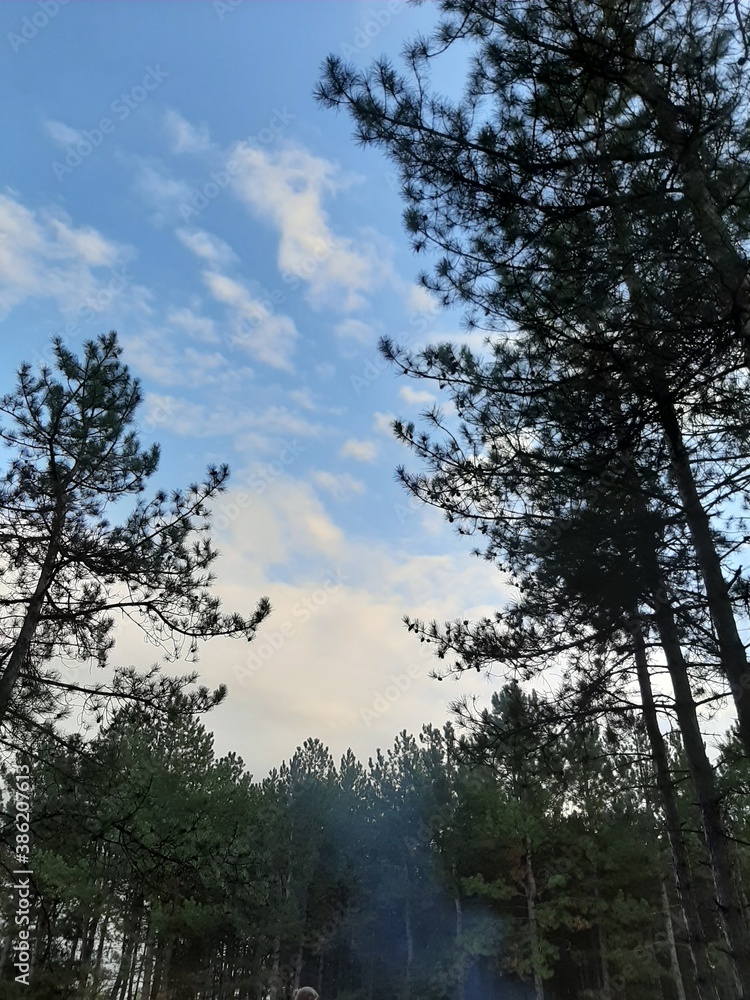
[0,333,270,727]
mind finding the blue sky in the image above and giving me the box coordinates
[0,0,507,776]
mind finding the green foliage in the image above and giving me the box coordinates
[0,332,270,729]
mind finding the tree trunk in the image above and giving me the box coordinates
[152,932,174,1000]
[593,885,611,1000]
[629,616,720,1000]
[139,920,155,1000]
[91,913,109,997]
[0,932,9,980]
[524,835,545,1000]
[403,869,414,1000]
[126,937,142,1000]
[270,937,282,1000]
[654,389,750,756]
[111,898,142,1000]
[661,878,689,1000]
[292,938,303,992]
[652,587,750,999]
[624,54,750,360]
[0,513,63,724]
[78,913,98,994]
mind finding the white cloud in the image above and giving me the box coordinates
[312,470,365,500]
[399,385,436,406]
[176,227,238,267]
[405,282,438,315]
[230,142,391,311]
[373,411,396,436]
[288,389,317,411]
[0,194,132,318]
[166,306,219,344]
[125,331,243,391]
[340,438,378,463]
[48,220,120,268]
[45,119,83,148]
[203,270,299,372]
[133,161,193,210]
[141,391,324,455]
[334,317,376,344]
[146,475,508,778]
[143,392,208,437]
[164,109,213,154]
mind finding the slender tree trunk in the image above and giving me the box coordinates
[624,55,750,357]
[67,921,81,972]
[92,913,110,997]
[126,936,142,1000]
[79,912,99,993]
[153,933,174,1000]
[653,389,750,756]
[0,932,9,979]
[270,937,282,1000]
[111,898,142,1000]
[629,616,720,1000]
[592,884,611,1000]
[0,513,63,724]
[661,878,689,1000]
[292,938,303,992]
[150,933,165,1000]
[403,863,414,1000]
[652,587,750,999]
[455,882,466,1000]
[524,835,545,1000]
[139,920,155,1000]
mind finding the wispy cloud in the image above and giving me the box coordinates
[0,193,133,318]
[230,142,391,311]
[166,306,219,344]
[176,227,238,267]
[164,109,213,154]
[334,317,377,344]
[399,385,436,406]
[133,160,194,215]
[340,438,378,463]
[173,223,300,371]
[44,119,83,147]
[203,270,299,372]
[312,470,366,500]
[373,411,396,436]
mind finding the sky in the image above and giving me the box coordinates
[0,0,512,778]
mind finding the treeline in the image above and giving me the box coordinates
[2,692,748,1000]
